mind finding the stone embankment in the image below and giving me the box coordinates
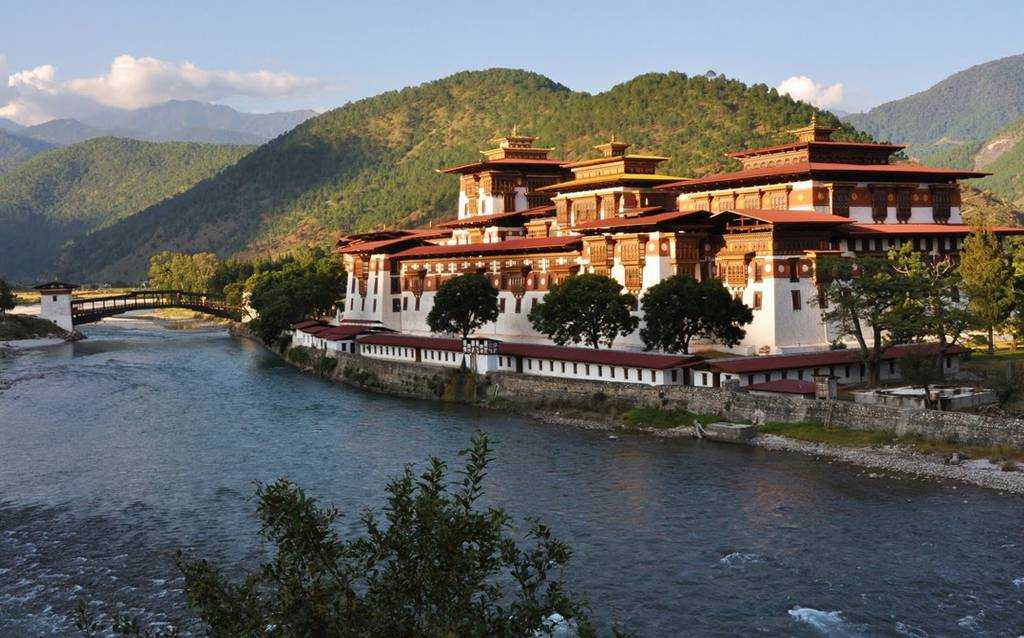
[231,324,1024,494]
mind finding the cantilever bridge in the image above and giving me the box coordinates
[69,289,242,325]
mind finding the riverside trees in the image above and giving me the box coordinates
[528,273,639,349]
[248,254,346,344]
[639,276,752,354]
[959,227,1013,353]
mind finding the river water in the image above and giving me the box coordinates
[1,320,1022,636]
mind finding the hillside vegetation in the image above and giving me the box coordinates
[846,54,1024,156]
[0,138,253,283]
[54,68,864,282]
[0,130,55,174]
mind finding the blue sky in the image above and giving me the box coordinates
[2,0,1022,122]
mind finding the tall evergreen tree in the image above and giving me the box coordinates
[959,227,1012,353]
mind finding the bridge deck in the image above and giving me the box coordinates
[70,290,242,324]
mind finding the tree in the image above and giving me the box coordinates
[639,276,752,354]
[248,256,347,344]
[815,253,903,386]
[426,273,500,340]
[890,243,974,378]
[529,274,639,349]
[959,227,1012,353]
[78,433,603,637]
[147,251,222,293]
[0,278,15,316]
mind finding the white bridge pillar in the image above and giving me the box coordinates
[34,281,78,332]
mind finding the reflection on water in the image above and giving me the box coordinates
[1,319,1023,636]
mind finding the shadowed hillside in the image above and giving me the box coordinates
[0,138,253,283]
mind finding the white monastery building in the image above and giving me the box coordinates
[312,118,1010,387]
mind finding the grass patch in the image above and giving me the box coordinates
[759,421,1024,462]
[623,407,718,429]
[758,421,893,446]
[0,315,68,340]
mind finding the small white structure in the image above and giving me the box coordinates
[35,281,78,332]
[853,385,997,411]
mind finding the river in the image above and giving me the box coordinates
[1,320,1022,636]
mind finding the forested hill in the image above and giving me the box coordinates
[55,68,863,282]
[0,138,253,283]
[0,130,55,174]
[845,54,1024,156]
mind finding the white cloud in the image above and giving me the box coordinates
[0,54,324,125]
[777,75,845,109]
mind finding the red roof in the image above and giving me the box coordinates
[728,140,904,158]
[657,162,988,191]
[845,224,1024,236]
[713,209,853,226]
[357,333,462,351]
[744,379,818,395]
[335,235,435,255]
[497,342,700,369]
[706,343,969,374]
[391,236,582,259]
[573,209,708,232]
[439,158,566,174]
[436,205,556,229]
[292,319,322,329]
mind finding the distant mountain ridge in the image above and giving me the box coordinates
[845,53,1024,156]
[50,68,866,282]
[0,137,253,283]
[9,100,315,147]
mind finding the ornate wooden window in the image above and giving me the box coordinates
[831,186,851,217]
[624,266,643,292]
[768,191,788,209]
[933,189,951,223]
[896,189,912,223]
[871,188,888,222]
[753,291,762,310]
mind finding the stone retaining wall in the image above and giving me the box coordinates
[232,325,1024,449]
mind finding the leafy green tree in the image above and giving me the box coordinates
[426,273,500,339]
[76,434,613,638]
[529,273,639,349]
[815,254,903,386]
[146,251,222,293]
[639,275,752,354]
[890,244,974,377]
[959,227,1012,353]
[0,278,15,315]
[248,256,346,344]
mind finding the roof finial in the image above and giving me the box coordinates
[811,113,818,127]
[611,133,617,143]
[512,123,519,136]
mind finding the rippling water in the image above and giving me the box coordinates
[2,320,1023,636]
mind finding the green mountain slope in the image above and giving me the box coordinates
[971,118,1024,206]
[0,130,55,174]
[54,68,864,282]
[846,54,1024,156]
[0,137,253,283]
